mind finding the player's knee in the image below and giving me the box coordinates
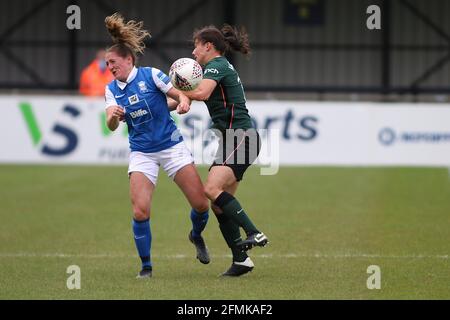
[193,200,209,213]
[133,206,150,221]
[204,184,222,201]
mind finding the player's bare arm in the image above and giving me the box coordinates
[183,79,217,101]
[166,97,178,111]
[106,105,124,131]
[167,87,191,114]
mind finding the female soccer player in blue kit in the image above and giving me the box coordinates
[104,13,209,278]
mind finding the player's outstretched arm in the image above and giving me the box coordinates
[183,79,217,101]
[166,97,179,111]
[166,88,191,114]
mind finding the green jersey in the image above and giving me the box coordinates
[202,56,253,130]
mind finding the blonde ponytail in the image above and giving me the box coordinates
[105,13,151,64]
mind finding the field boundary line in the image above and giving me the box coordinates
[0,252,448,259]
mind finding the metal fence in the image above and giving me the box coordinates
[0,0,449,95]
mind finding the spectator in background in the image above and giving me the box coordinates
[79,49,114,96]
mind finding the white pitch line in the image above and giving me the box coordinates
[0,253,448,259]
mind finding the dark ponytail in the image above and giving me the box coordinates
[220,24,251,56]
[193,24,251,57]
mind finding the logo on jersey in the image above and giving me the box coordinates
[157,71,170,85]
[127,99,153,127]
[130,109,149,119]
[128,94,139,105]
[138,81,148,93]
[204,68,219,75]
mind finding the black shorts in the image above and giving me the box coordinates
[209,128,261,181]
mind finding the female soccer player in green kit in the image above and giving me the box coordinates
[183,25,269,276]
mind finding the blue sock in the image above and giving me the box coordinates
[132,218,152,269]
[190,208,209,238]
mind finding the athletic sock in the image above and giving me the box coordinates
[214,191,259,236]
[132,218,152,269]
[190,208,209,238]
[216,214,248,262]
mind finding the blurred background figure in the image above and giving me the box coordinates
[79,49,113,96]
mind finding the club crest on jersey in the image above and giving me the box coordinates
[128,94,139,105]
[138,81,148,93]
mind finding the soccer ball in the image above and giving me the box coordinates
[169,58,203,91]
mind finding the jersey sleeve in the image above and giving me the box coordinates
[151,68,173,93]
[203,60,226,83]
[105,85,118,109]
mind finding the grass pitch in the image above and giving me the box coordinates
[0,165,449,299]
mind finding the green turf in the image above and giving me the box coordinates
[0,165,449,299]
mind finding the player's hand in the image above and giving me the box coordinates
[176,102,190,114]
[112,106,125,121]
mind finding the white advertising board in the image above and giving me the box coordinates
[1,96,450,167]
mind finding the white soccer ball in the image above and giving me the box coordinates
[169,58,203,91]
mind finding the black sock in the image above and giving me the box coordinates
[216,214,248,262]
[214,191,259,236]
